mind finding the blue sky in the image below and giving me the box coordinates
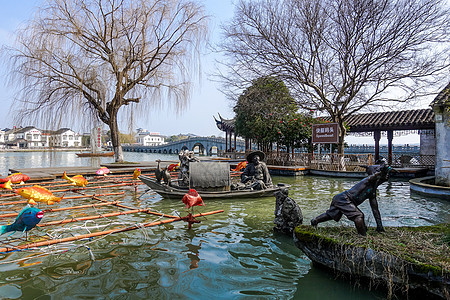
[0,0,424,145]
[0,0,236,138]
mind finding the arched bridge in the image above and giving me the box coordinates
[122,136,245,155]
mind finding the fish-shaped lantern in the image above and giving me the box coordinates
[0,172,30,184]
[233,161,247,172]
[16,185,64,205]
[62,171,88,187]
[167,162,180,172]
[182,189,204,209]
[132,168,141,180]
[0,180,12,190]
[0,205,43,235]
[96,167,111,176]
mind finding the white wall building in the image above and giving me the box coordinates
[5,126,45,148]
[135,130,165,146]
[3,126,82,148]
[50,128,82,147]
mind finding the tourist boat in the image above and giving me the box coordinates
[138,175,289,199]
[76,152,114,157]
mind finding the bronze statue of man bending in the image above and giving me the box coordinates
[310,163,397,236]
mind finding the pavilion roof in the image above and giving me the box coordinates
[341,108,435,132]
[215,108,435,134]
[430,82,450,107]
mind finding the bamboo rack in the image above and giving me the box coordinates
[0,210,224,253]
[0,169,224,255]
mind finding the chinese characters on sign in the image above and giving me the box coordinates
[312,123,339,144]
[97,127,101,148]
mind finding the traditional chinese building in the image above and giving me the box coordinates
[430,82,450,186]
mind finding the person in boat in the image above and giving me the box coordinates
[240,151,273,190]
[310,163,397,236]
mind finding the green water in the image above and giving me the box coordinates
[0,152,448,299]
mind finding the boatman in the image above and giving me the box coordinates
[241,151,273,190]
[310,163,397,236]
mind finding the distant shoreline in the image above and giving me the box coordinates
[0,148,91,152]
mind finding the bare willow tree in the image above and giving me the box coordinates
[5,0,208,162]
[220,0,450,153]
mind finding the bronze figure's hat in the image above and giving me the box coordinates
[246,150,265,162]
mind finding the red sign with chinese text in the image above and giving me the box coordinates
[312,123,339,144]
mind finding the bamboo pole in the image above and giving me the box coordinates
[74,192,178,219]
[0,201,122,218]
[0,192,125,207]
[38,209,146,227]
[0,182,144,199]
[0,210,224,253]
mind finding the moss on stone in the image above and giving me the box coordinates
[295,223,449,276]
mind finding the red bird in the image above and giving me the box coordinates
[182,189,204,209]
[0,173,30,184]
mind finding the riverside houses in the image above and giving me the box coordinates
[3,126,82,149]
[46,128,82,147]
[135,129,165,146]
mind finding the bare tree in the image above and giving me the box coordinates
[220,0,450,153]
[5,0,208,162]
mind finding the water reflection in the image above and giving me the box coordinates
[0,151,177,176]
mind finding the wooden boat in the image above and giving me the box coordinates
[76,152,114,157]
[139,175,289,199]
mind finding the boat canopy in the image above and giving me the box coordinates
[189,162,231,188]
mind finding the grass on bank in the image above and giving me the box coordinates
[296,223,449,275]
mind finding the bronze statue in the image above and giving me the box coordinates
[155,159,163,184]
[310,163,397,236]
[178,150,199,187]
[241,151,273,190]
[274,187,303,234]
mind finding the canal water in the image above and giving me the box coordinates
[0,151,448,299]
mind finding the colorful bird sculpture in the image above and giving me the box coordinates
[233,161,247,172]
[132,168,141,180]
[182,189,204,209]
[0,180,12,190]
[0,173,30,184]
[16,185,64,205]
[96,167,111,176]
[62,171,88,187]
[0,205,43,235]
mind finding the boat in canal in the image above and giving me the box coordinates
[76,151,114,157]
[139,159,289,199]
[139,174,289,199]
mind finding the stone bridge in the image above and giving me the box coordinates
[122,136,245,155]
